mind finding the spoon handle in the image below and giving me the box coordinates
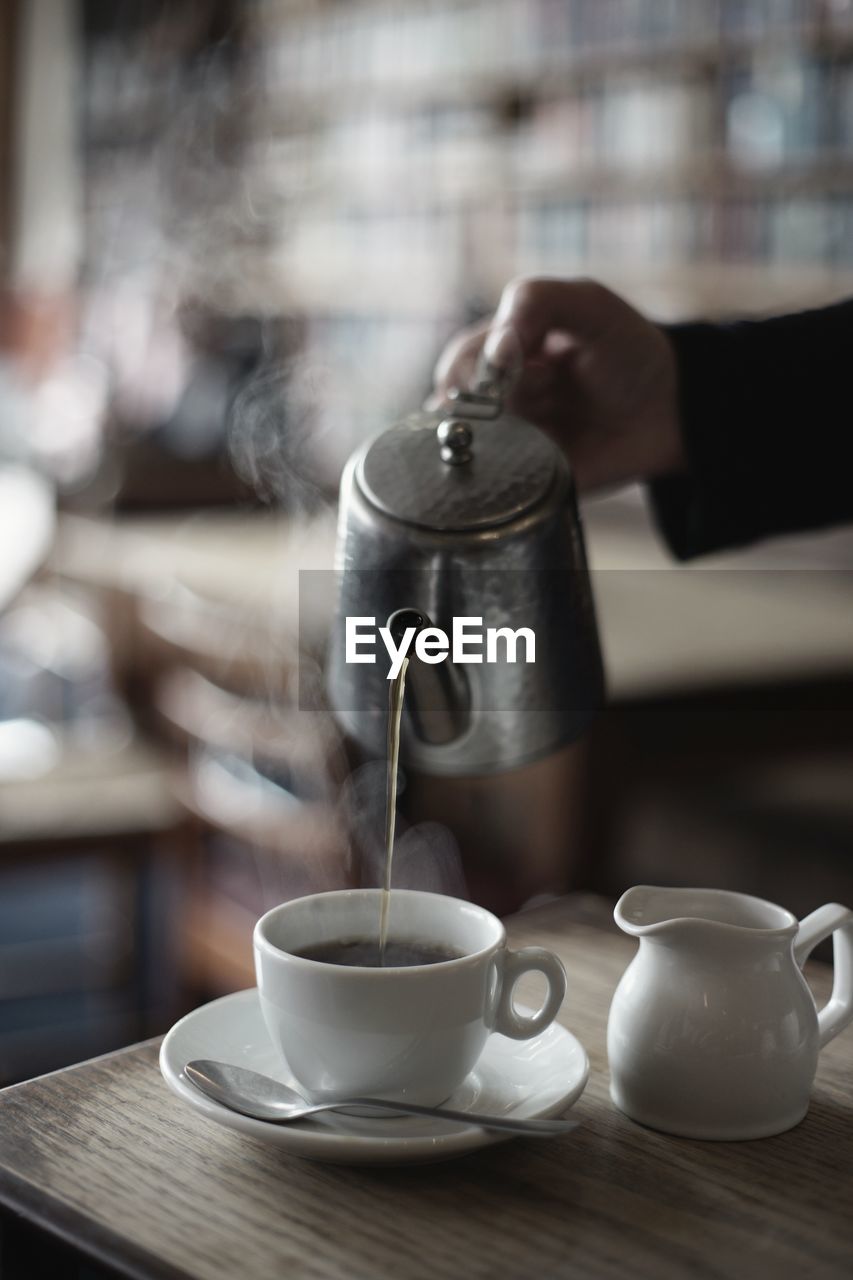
[311,1098,579,1135]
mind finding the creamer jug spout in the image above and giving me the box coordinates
[614,884,799,944]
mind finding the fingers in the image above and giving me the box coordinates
[431,337,558,424]
[430,320,490,402]
[431,277,621,402]
[491,276,621,363]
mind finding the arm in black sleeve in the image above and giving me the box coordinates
[647,298,853,559]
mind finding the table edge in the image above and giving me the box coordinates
[1,1038,163,1099]
[0,1164,194,1280]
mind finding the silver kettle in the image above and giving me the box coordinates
[327,372,604,909]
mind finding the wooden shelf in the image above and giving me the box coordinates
[79,4,853,331]
[0,733,182,846]
[260,27,853,114]
[265,256,853,320]
[264,153,853,214]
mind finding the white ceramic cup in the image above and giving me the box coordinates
[254,888,567,1105]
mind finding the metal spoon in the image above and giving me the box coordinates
[185,1060,579,1137]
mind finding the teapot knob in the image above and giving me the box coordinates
[437,417,473,466]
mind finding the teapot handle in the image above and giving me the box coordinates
[473,350,516,403]
[794,904,853,1048]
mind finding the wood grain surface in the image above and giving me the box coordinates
[1,895,853,1280]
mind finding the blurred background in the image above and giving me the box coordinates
[1,0,853,1084]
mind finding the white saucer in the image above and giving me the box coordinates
[159,989,589,1165]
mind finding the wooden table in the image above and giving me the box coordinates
[1,896,852,1280]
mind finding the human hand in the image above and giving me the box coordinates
[431,277,684,493]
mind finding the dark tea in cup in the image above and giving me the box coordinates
[294,938,465,968]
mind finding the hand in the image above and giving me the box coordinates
[431,277,684,493]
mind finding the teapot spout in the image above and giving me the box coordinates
[387,608,470,747]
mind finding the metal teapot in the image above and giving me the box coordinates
[327,366,604,909]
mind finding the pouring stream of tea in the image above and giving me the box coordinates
[378,658,408,961]
[379,609,428,964]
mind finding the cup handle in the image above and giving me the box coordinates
[493,947,567,1041]
[794,903,853,1048]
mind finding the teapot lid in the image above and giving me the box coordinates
[355,407,559,532]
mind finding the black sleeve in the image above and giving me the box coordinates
[647,298,853,560]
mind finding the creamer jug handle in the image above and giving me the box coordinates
[794,904,853,1048]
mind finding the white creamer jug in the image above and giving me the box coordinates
[608,885,853,1140]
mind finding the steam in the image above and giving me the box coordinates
[74,11,471,917]
[227,357,332,512]
[391,824,469,899]
[341,762,469,901]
